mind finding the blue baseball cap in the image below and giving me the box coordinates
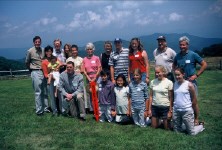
[114,38,122,43]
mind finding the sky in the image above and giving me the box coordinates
[0,0,222,49]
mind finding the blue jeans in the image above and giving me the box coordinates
[47,80,57,114]
[131,107,146,127]
[31,70,45,114]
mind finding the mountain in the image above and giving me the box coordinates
[0,56,26,71]
[0,33,222,60]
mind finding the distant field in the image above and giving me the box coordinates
[203,56,222,70]
[0,70,222,149]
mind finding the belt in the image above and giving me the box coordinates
[31,69,42,71]
[87,72,96,75]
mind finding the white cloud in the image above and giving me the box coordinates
[151,0,165,5]
[35,17,57,25]
[169,13,183,21]
[208,0,222,16]
[55,24,66,32]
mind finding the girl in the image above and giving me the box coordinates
[128,38,149,84]
[112,74,132,124]
[127,68,149,127]
[173,67,204,135]
[148,65,173,129]
[63,43,72,59]
[98,70,115,122]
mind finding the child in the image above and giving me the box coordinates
[127,68,149,127]
[173,67,204,135]
[111,74,132,124]
[98,70,115,122]
[149,65,173,130]
[47,56,61,97]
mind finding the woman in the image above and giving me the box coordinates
[82,42,101,111]
[66,44,83,74]
[42,45,61,116]
[128,38,149,84]
[63,43,72,59]
[148,65,173,129]
[173,67,204,135]
[100,41,112,76]
[82,42,101,82]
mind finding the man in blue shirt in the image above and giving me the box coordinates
[173,36,207,94]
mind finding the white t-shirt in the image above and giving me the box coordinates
[114,86,129,114]
[153,47,176,73]
[150,78,173,106]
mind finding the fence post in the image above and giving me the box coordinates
[220,60,222,70]
[10,69,13,77]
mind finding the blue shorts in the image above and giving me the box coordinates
[151,105,169,119]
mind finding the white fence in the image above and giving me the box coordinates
[0,69,30,77]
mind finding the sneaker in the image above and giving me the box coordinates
[44,109,51,113]
[37,112,44,116]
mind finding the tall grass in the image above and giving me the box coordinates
[0,70,222,149]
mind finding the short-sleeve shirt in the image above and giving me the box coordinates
[173,50,203,79]
[66,56,83,73]
[129,50,146,73]
[114,86,129,114]
[150,78,173,107]
[108,48,129,79]
[129,81,149,109]
[25,46,44,70]
[48,61,60,71]
[83,55,101,79]
[53,49,66,63]
[153,47,176,73]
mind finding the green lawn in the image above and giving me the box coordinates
[0,70,222,149]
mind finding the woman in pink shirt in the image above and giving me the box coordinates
[82,42,101,112]
[83,42,101,82]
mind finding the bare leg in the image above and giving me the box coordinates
[151,117,159,128]
[163,119,169,130]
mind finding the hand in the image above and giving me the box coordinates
[111,110,116,117]
[111,80,116,84]
[66,94,73,101]
[167,111,172,120]
[188,74,197,82]
[126,109,131,116]
[146,78,150,85]
[147,110,152,117]
[194,119,199,126]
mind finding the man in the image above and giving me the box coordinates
[52,38,66,114]
[58,61,86,120]
[25,36,49,116]
[109,38,129,84]
[153,35,176,82]
[100,41,112,76]
[173,36,207,94]
[53,39,66,64]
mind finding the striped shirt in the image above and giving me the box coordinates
[108,47,129,79]
[129,81,149,109]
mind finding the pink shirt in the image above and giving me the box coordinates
[83,55,101,79]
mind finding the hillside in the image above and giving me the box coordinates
[0,56,26,71]
[0,33,222,60]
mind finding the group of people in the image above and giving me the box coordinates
[25,35,207,135]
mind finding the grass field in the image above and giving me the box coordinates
[0,70,222,150]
